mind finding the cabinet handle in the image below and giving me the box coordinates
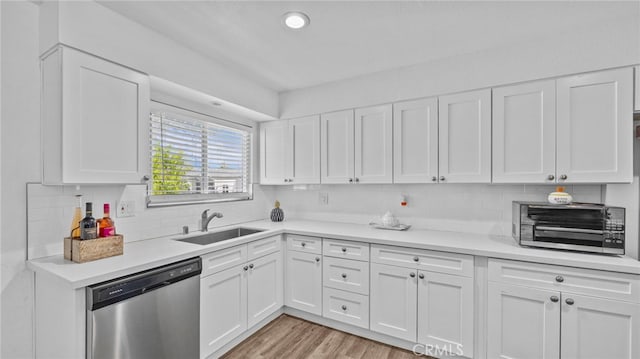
[341,273,347,279]
[355,178,360,183]
[550,296,559,302]
[349,178,354,183]
[413,256,419,262]
[410,272,416,278]
[555,275,564,283]
[565,298,575,305]
[142,175,150,182]
[432,176,437,182]
[341,247,347,253]
[341,305,347,311]
[560,174,568,180]
[440,176,446,181]
[315,257,320,262]
[243,266,248,271]
[547,174,555,181]
[284,179,289,183]
[301,242,306,247]
[249,264,254,269]
[418,273,425,279]
[289,178,293,182]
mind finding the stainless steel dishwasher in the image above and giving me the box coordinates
[87,257,202,359]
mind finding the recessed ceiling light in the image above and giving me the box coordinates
[283,12,310,30]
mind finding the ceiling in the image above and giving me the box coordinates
[98,1,638,93]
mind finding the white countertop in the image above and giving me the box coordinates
[28,219,640,288]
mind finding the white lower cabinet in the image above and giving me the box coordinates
[200,265,248,357]
[417,271,474,357]
[561,294,640,359]
[285,249,323,315]
[247,252,283,328]
[200,241,282,359]
[488,259,640,359]
[370,263,418,342]
[487,282,560,359]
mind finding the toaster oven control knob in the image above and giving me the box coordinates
[555,275,564,283]
[550,296,559,303]
[547,174,555,180]
[565,298,575,305]
[560,174,568,180]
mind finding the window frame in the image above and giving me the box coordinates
[147,101,254,207]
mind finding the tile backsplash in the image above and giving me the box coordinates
[27,182,604,260]
[267,183,604,236]
[27,183,273,260]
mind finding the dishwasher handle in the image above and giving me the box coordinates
[87,257,201,311]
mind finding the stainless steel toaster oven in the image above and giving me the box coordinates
[512,201,625,255]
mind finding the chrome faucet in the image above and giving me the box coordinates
[201,209,223,232]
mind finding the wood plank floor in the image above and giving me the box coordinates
[221,315,430,359]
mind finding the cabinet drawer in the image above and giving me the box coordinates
[488,258,640,303]
[322,287,369,329]
[201,245,248,278]
[323,238,369,261]
[371,244,474,277]
[287,234,322,254]
[323,257,369,295]
[248,235,281,261]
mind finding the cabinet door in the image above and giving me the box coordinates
[321,110,355,184]
[285,250,322,315]
[493,80,556,183]
[561,294,640,359]
[354,104,393,183]
[635,66,639,112]
[289,116,320,184]
[438,89,491,183]
[417,272,474,357]
[260,120,289,185]
[247,251,283,328]
[200,266,247,358]
[487,282,560,359]
[557,68,633,183]
[55,47,149,184]
[370,263,417,342]
[393,98,439,183]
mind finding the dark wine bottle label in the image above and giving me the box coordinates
[81,227,97,240]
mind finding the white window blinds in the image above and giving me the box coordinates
[148,102,252,206]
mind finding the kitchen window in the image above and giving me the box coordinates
[147,102,252,206]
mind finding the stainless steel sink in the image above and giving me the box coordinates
[176,227,264,245]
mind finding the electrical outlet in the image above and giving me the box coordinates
[319,192,329,205]
[117,200,136,218]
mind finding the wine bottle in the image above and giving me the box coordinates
[69,195,83,239]
[80,202,97,240]
[98,203,116,237]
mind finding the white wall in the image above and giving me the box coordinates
[39,0,278,119]
[279,15,640,118]
[269,184,603,237]
[1,1,40,358]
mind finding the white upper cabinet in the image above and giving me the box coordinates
[492,80,556,183]
[321,110,355,184]
[393,98,439,183]
[438,89,491,183]
[260,115,320,185]
[354,104,393,183]
[289,116,321,183]
[260,120,289,184]
[41,46,150,184]
[556,68,633,183]
[321,105,392,184]
[635,66,640,111]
